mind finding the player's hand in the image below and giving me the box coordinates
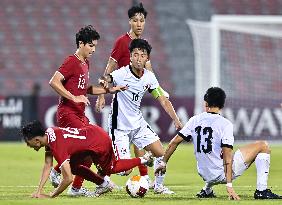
[98,79,109,89]
[108,86,128,94]
[31,192,50,198]
[174,119,183,130]
[73,95,90,106]
[95,95,105,112]
[226,186,240,200]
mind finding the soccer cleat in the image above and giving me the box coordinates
[67,186,91,197]
[92,181,115,197]
[196,189,216,198]
[154,185,174,194]
[49,167,61,188]
[254,189,282,199]
[142,152,154,167]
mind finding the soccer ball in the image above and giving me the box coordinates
[125,175,149,198]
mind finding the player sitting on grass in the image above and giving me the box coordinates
[21,121,153,198]
[156,87,282,200]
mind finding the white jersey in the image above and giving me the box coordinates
[178,112,234,183]
[108,65,159,130]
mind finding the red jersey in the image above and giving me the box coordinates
[46,125,114,172]
[57,54,90,116]
[110,33,133,68]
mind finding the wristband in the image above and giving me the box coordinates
[226,182,232,188]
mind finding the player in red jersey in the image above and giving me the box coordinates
[21,121,153,198]
[95,2,167,187]
[48,25,126,196]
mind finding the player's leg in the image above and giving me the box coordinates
[109,129,132,175]
[133,145,153,188]
[70,152,114,197]
[236,141,282,199]
[134,122,174,194]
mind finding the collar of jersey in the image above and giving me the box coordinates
[207,112,220,115]
[129,65,144,79]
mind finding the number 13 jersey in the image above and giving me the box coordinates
[178,112,234,182]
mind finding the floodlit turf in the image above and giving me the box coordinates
[0,142,282,205]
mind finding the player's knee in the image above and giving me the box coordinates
[257,140,271,153]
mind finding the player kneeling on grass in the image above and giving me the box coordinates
[21,121,153,198]
[156,87,282,200]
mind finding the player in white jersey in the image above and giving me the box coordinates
[98,38,182,194]
[156,87,282,200]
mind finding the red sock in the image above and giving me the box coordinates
[111,158,141,174]
[54,164,61,173]
[138,164,148,176]
[72,159,92,189]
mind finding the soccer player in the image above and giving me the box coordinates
[95,2,167,187]
[21,121,153,198]
[157,87,282,200]
[98,39,182,194]
[48,25,125,196]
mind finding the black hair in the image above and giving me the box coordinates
[128,2,147,19]
[75,25,100,48]
[129,39,152,55]
[204,87,226,109]
[20,120,45,142]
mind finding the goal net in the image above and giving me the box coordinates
[187,15,282,140]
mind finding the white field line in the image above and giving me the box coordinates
[0,185,279,188]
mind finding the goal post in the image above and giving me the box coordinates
[187,15,282,140]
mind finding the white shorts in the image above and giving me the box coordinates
[206,149,249,185]
[109,121,159,160]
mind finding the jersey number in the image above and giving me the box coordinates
[132,92,139,101]
[61,127,86,140]
[195,126,213,154]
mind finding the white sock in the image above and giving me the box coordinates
[154,156,165,187]
[203,183,213,194]
[104,175,111,182]
[255,153,270,191]
[100,178,108,187]
[140,157,147,164]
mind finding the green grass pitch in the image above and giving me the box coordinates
[0,142,281,205]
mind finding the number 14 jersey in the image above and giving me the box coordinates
[178,112,234,182]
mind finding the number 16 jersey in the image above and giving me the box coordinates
[178,112,234,183]
[109,65,159,130]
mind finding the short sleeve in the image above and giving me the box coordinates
[58,57,74,80]
[178,120,193,142]
[110,38,126,62]
[110,68,126,85]
[148,72,160,90]
[46,128,70,167]
[221,122,234,147]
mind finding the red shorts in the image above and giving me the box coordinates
[57,112,90,128]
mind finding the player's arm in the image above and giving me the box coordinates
[49,71,90,105]
[31,150,53,198]
[87,84,127,95]
[222,146,240,200]
[155,95,182,130]
[155,134,186,175]
[50,161,73,198]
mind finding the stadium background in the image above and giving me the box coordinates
[0,0,281,141]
